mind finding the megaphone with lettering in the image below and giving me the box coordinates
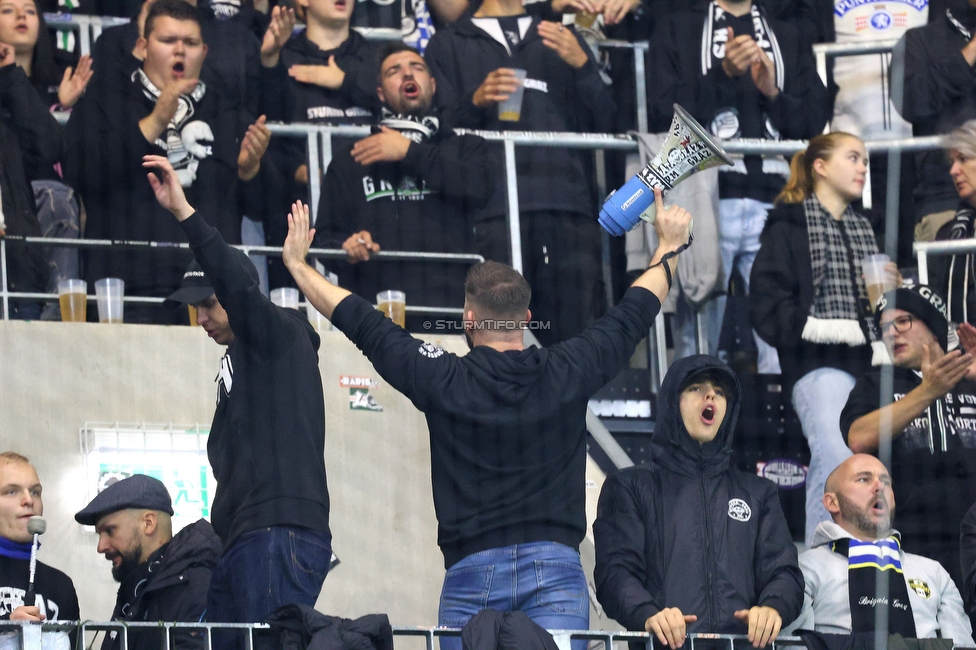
[599,103,734,236]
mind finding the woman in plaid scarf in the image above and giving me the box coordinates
[750,132,896,547]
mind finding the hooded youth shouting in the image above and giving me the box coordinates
[593,356,803,649]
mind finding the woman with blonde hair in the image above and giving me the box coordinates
[750,131,892,545]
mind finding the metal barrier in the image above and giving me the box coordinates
[916,239,976,286]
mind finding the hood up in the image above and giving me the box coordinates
[463,345,547,406]
[652,355,740,475]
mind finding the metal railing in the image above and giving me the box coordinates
[916,240,976,286]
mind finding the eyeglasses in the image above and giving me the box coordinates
[880,314,913,336]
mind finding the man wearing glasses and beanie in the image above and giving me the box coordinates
[841,285,976,592]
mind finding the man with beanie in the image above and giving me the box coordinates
[841,285,976,592]
[0,452,78,624]
[787,454,974,644]
[146,149,332,642]
[593,356,803,650]
[75,474,221,650]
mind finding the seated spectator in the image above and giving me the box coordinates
[899,0,976,242]
[64,0,271,323]
[651,0,828,368]
[593,355,802,650]
[0,452,79,623]
[788,454,974,644]
[0,41,62,319]
[313,42,493,329]
[840,285,976,594]
[750,132,891,546]
[932,121,976,324]
[424,0,614,345]
[75,475,221,650]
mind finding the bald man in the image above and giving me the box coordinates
[787,454,973,644]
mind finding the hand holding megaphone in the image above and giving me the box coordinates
[652,188,693,254]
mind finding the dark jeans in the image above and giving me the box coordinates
[207,526,332,650]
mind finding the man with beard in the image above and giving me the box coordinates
[75,474,221,650]
[787,454,973,644]
[313,42,493,331]
[841,285,976,593]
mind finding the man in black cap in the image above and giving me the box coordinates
[149,152,332,642]
[841,285,976,591]
[75,474,221,650]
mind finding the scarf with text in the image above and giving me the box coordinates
[379,107,439,144]
[831,536,917,637]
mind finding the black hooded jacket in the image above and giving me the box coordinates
[179,213,331,550]
[593,355,803,635]
[328,284,662,568]
[899,0,976,219]
[104,520,222,650]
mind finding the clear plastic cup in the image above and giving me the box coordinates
[377,290,406,328]
[305,302,331,331]
[270,287,300,310]
[95,278,124,323]
[861,253,896,311]
[57,279,87,322]
[498,69,528,122]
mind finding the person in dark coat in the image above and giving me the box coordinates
[593,355,803,650]
[423,0,614,345]
[75,474,222,650]
[313,42,494,330]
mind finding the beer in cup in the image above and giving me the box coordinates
[95,278,124,323]
[498,69,527,122]
[58,279,87,322]
[862,253,897,312]
[377,290,406,328]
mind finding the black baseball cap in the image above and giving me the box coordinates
[164,261,214,308]
[74,474,174,526]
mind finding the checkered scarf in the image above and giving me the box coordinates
[802,196,881,346]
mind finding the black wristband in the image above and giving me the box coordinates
[648,232,694,292]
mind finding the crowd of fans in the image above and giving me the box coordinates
[9,0,976,646]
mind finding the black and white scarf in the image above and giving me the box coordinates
[802,196,885,355]
[379,107,439,144]
[944,204,976,324]
[830,535,917,637]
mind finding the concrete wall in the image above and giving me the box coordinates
[0,320,621,635]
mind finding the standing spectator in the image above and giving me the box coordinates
[593,355,803,650]
[314,43,494,329]
[652,0,828,368]
[899,0,976,242]
[424,0,614,345]
[64,0,271,323]
[788,454,974,644]
[932,120,976,325]
[840,285,976,593]
[750,132,891,546]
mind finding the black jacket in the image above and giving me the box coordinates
[650,8,828,203]
[0,63,59,295]
[180,213,331,549]
[64,70,253,299]
[593,355,803,635]
[314,112,493,311]
[749,201,874,388]
[899,0,976,219]
[424,15,613,219]
[460,610,558,650]
[0,554,79,621]
[329,285,661,568]
[840,366,976,589]
[104,520,222,650]
[264,604,393,650]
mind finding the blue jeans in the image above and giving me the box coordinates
[207,526,332,650]
[792,368,856,546]
[438,542,589,650]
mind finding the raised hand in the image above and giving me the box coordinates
[342,230,380,263]
[261,5,296,68]
[538,21,588,68]
[140,78,199,143]
[238,115,272,181]
[472,68,521,108]
[289,56,345,89]
[142,154,194,220]
[722,27,761,78]
[653,187,692,253]
[734,607,782,648]
[750,49,779,99]
[58,55,93,108]
[919,343,973,400]
[283,201,316,270]
[645,608,697,650]
[351,126,411,166]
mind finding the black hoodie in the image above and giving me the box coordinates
[329,284,662,568]
[179,213,331,550]
[593,355,803,635]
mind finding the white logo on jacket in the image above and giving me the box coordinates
[728,498,752,522]
[419,343,445,358]
[216,354,234,404]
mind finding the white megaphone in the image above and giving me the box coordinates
[599,103,734,236]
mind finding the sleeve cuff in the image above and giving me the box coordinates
[179,211,216,246]
[329,292,371,333]
[758,596,790,619]
[622,286,662,323]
